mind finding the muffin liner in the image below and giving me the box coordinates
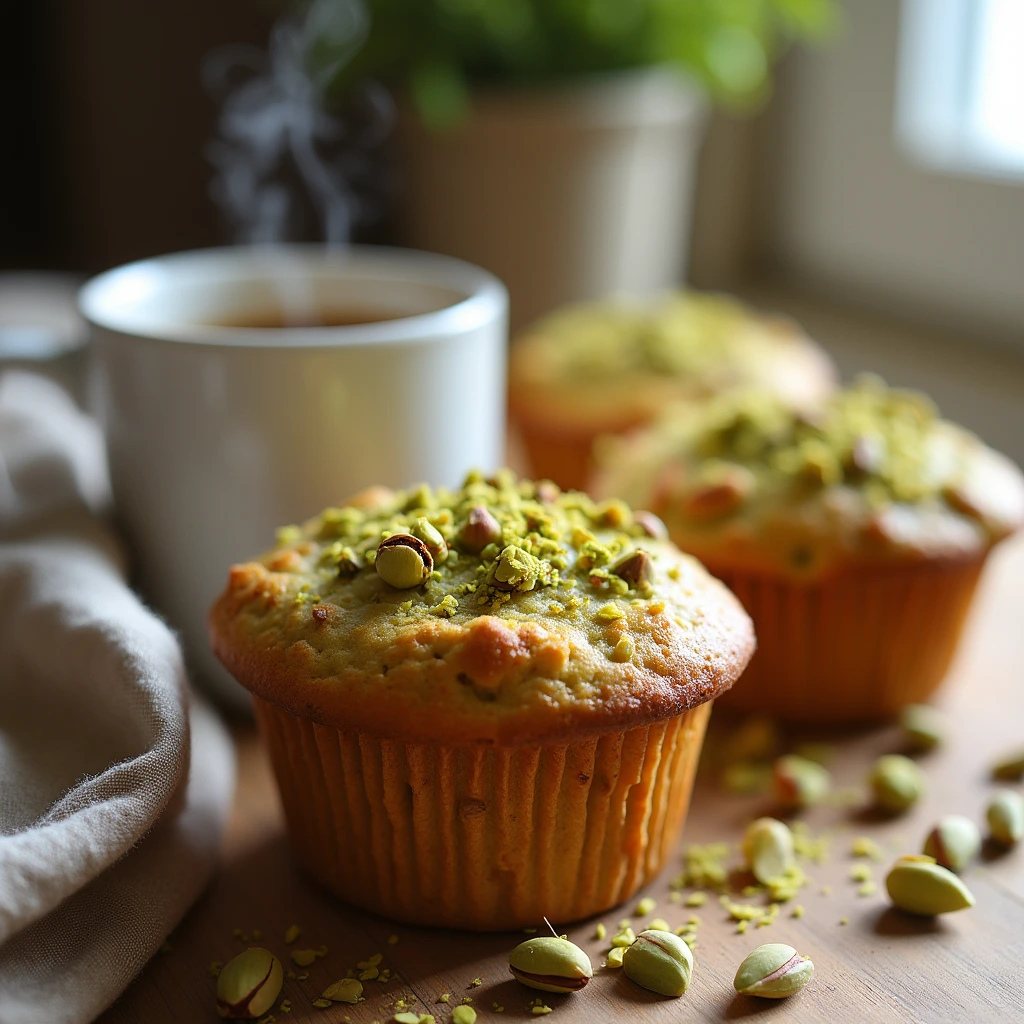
[712,556,985,721]
[516,419,597,493]
[253,697,712,930]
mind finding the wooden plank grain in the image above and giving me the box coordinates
[100,536,1024,1024]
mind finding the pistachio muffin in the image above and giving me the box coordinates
[210,471,754,929]
[508,290,836,491]
[596,377,1024,721]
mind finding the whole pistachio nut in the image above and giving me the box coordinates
[375,534,433,588]
[885,854,976,915]
[900,704,946,753]
[412,517,448,564]
[633,510,668,541]
[459,505,502,553]
[610,549,655,588]
[743,817,796,884]
[216,947,284,1019]
[773,755,831,809]
[508,936,593,993]
[991,749,1024,782]
[922,815,981,872]
[870,754,925,813]
[621,929,693,997]
[987,789,1024,846]
[733,943,814,999]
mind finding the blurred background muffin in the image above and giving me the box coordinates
[509,290,836,491]
[209,471,754,929]
[595,377,1024,722]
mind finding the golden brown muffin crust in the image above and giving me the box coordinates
[209,472,755,744]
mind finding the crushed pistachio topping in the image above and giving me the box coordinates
[659,376,981,517]
[269,470,664,623]
[526,292,755,379]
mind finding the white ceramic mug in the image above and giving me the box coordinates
[80,245,508,710]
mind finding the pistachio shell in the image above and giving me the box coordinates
[734,943,814,999]
[900,704,946,753]
[870,754,925,813]
[375,534,432,588]
[216,947,284,1019]
[922,815,981,872]
[508,937,593,993]
[773,755,831,809]
[885,854,976,915]
[742,818,796,884]
[622,929,693,997]
[987,789,1024,846]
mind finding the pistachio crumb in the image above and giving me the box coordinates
[312,999,332,1009]
[531,1006,553,1016]
[850,863,873,883]
[634,896,657,917]
[452,1006,477,1024]
[858,881,877,897]
[649,917,670,932]
[387,934,400,945]
[438,994,450,1004]
[284,925,301,945]
[469,978,482,988]
[792,905,805,918]
[207,962,223,978]
[839,917,849,926]
[594,923,606,940]
[684,891,707,907]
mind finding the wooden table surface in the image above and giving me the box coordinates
[102,536,1024,1024]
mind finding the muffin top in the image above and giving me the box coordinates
[509,291,835,434]
[595,377,1024,579]
[209,471,754,744]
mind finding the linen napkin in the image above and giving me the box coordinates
[0,372,235,1024]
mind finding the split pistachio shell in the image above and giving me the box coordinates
[885,854,975,915]
[870,754,925,813]
[987,789,1024,846]
[508,937,593,993]
[734,943,814,999]
[743,818,796,884]
[900,704,946,753]
[622,929,693,997]
[773,755,831,809]
[922,815,981,872]
[991,750,1024,782]
[375,534,433,588]
[216,947,284,1019]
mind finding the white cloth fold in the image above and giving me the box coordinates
[0,372,235,1024]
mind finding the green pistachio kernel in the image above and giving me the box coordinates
[743,818,796,885]
[375,534,432,589]
[922,815,981,873]
[322,978,363,1003]
[987,789,1024,846]
[452,1006,477,1024]
[900,703,946,752]
[622,929,693,997]
[634,896,657,917]
[991,750,1024,782]
[772,755,831,809]
[611,635,635,662]
[734,943,814,999]
[870,754,925,813]
[216,946,284,1019]
[606,947,625,968]
[508,937,593,994]
[885,854,976,915]
[412,517,448,564]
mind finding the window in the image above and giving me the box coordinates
[898,0,1024,181]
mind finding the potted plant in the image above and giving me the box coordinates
[313,0,835,330]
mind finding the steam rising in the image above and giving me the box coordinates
[205,0,394,245]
